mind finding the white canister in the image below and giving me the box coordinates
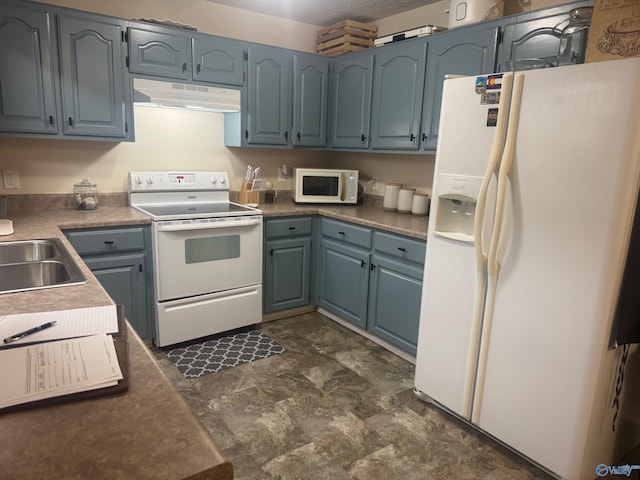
[411,193,430,216]
[383,183,402,211]
[397,188,416,214]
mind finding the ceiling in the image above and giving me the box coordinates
[206,0,441,27]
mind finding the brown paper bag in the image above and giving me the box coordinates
[585,0,640,63]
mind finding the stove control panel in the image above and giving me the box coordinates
[170,173,196,185]
[129,172,230,192]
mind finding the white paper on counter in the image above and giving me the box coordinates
[0,305,118,347]
[0,333,123,408]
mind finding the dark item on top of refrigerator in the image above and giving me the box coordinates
[611,187,640,347]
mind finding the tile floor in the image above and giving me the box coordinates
[150,312,557,480]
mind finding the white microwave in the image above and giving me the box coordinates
[293,168,359,204]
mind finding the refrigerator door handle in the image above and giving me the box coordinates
[471,72,525,424]
[462,73,514,418]
[486,73,525,277]
[473,73,514,266]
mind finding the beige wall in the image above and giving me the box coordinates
[0,105,430,195]
[0,107,333,194]
[375,0,567,34]
[40,0,321,52]
[376,1,450,35]
[0,0,570,197]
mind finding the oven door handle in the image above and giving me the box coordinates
[156,218,261,232]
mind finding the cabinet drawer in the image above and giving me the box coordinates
[265,217,312,238]
[373,231,426,264]
[67,227,145,255]
[321,218,371,249]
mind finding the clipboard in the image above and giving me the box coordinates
[0,305,130,414]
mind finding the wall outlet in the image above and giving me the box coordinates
[3,169,19,189]
[278,164,288,181]
[371,177,379,192]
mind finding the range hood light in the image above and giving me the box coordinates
[132,78,241,112]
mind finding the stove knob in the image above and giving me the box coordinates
[146,176,154,184]
[210,176,217,185]
[135,176,143,185]
[218,176,226,185]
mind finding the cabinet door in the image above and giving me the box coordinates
[84,253,150,338]
[317,238,369,329]
[247,45,289,145]
[128,26,190,79]
[264,237,311,313]
[370,40,427,150]
[292,53,328,147]
[496,1,592,72]
[368,254,423,355]
[58,14,127,137]
[421,25,498,151]
[328,51,373,148]
[0,3,58,134]
[192,35,244,85]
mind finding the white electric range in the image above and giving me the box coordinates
[129,171,263,347]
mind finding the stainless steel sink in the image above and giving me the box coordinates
[0,239,57,263]
[0,238,86,294]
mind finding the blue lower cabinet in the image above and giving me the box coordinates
[317,238,370,329]
[84,253,149,338]
[263,217,313,314]
[367,253,423,355]
[264,237,311,313]
[65,225,152,338]
[316,218,425,354]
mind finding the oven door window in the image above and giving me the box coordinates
[185,235,240,264]
[155,219,262,301]
[303,176,339,196]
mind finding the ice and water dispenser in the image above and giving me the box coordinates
[433,174,484,243]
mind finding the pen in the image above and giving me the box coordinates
[3,321,58,344]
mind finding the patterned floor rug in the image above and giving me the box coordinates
[166,327,285,379]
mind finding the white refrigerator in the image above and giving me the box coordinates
[414,58,640,479]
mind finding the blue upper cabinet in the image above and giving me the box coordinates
[247,45,290,145]
[58,13,129,138]
[292,53,328,147]
[370,39,427,150]
[128,26,190,80]
[227,48,328,148]
[192,34,244,85]
[328,50,374,149]
[496,0,593,72]
[421,23,499,151]
[0,3,58,134]
[128,24,246,85]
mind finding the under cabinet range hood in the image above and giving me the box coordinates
[132,78,240,112]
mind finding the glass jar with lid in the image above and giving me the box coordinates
[557,7,593,66]
[73,178,98,209]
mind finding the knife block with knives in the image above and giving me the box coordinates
[240,166,261,205]
[239,179,259,205]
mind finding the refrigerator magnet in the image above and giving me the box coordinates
[481,92,501,105]
[486,108,499,127]
[486,74,503,89]
[475,77,486,94]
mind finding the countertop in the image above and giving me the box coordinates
[258,202,429,240]
[0,325,233,480]
[0,201,428,314]
[0,207,232,480]
[0,201,427,479]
